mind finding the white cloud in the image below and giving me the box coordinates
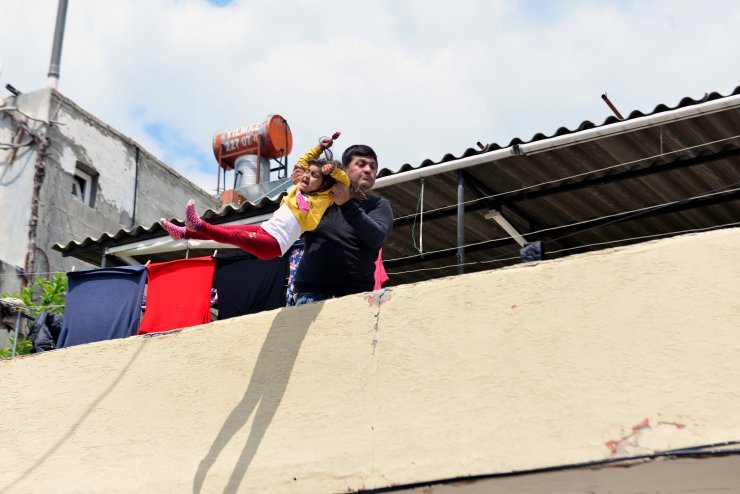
[1,0,738,192]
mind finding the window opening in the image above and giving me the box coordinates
[72,165,97,206]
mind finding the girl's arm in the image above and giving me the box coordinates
[294,145,324,171]
[291,144,325,184]
[322,164,350,187]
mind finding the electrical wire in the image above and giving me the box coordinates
[546,220,740,256]
[386,176,740,265]
[0,137,34,150]
[0,270,68,277]
[0,106,52,124]
[386,220,740,277]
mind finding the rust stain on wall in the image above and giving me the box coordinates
[605,417,687,456]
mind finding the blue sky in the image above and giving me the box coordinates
[1,0,738,195]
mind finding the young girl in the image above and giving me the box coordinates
[160,133,349,261]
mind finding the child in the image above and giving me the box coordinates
[161,132,349,261]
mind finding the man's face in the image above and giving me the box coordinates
[346,155,377,192]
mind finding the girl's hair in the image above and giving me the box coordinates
[307,158,343,192]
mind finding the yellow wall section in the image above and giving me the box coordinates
[1,228,739,493]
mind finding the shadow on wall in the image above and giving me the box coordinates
[0,338,149,494]
[193,301,323,494]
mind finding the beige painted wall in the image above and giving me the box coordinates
[1,228,739,493]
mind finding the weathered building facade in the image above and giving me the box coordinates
[0,87,218,339]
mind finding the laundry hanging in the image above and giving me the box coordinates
[285,244,304,306]
[213,251,289,319]
[138,256,216,335]
[57,265,147,348]
[28,311,64,352]
[374,248,389,291]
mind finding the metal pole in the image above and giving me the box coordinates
[456,170,465,275]
[11,311,21,357]
[47,0,69,89]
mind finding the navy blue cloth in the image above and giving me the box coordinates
[28,311,64,352]
[212,252,289,320]
[58,266,147,348]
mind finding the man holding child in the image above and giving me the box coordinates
[291,144,393,304]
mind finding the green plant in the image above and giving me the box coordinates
[0,337,33,359]
[1,273,67,359]
[1,272,67,318]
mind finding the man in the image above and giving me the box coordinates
[291,144,393,304]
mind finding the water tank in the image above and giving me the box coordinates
[234,155,270,190]
[212,114,292,170]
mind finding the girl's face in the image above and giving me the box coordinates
[299,165,325,193]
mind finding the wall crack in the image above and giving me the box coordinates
[366,289,392,354]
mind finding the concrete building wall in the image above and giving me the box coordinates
[0,227,738,493]
[0,88,218,296]
[37,91,219,274]
[0,90,50,294]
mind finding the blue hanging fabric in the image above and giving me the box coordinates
[57,265,147,348]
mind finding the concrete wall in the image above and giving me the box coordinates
[0,227,739,493]
[0,88,218,296]
[0,90,50,293]
[38,91,219,274]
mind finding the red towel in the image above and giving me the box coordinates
[138,256,216,335]
[373,248,389,291]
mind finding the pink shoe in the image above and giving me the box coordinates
[161,219,186,240]
[185,199,202,231]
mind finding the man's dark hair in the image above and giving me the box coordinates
[341,144,378,168]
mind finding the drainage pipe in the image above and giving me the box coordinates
[47,0,69,89]
[456,170,465,275]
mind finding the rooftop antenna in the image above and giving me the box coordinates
[47,0,69,89]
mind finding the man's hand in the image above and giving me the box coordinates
[329,182,351,205]
[319,137,333,149]
[290,167,303,185]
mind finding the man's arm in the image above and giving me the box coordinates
[338,197,393,249]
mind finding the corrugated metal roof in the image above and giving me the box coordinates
[54,86,740,285]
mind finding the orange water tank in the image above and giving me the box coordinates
[212,114,292,170]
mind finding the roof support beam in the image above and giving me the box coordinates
[484,210,527,247]
[461,171,530,248]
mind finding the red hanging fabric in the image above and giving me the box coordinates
[138,256,216,335]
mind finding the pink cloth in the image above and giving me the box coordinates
[373,248,389,290]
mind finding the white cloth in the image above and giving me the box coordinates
[260,203,303,255]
